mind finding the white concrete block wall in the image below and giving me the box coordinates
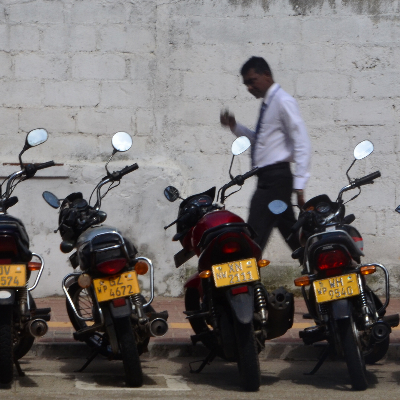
[0,0,399,297]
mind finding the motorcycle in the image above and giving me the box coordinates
[0,128,54,384]
[163,136,294,392]
[42,132,168,387]
[280,140,399,390]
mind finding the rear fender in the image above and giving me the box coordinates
[331,299,352,320]
[225,285,254,324]
[108,299,132,319]
[0,289,15,305]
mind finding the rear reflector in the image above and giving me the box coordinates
[112,298,127,308]
[232,286,248,295]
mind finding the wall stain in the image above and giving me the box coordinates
[227,0,392,17]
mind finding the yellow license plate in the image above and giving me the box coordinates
[313,273,360,303]
[0,264,26,287]
[93,271,141,302]
[212,258,260,288]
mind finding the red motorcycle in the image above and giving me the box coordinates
[164,137,294,392]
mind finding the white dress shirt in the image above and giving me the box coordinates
[232,83,311,190]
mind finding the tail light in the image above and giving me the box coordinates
[219,233,242,254]
[0,237,17,255]
[317,250,349,271]
[96,258,126,275]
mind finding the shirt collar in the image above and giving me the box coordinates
[263,83,280,105]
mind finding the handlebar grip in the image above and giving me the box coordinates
[120,163,139,177]
[241,167,259,180]
[354,171,381,187]
[36,161,55,170]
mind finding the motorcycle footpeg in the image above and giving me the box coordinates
[184,310,210,319]
[33,307,51,315]
[147,310,169,321]
[382,314,399,328]
[74,323,103,341]
[299,325,326,345]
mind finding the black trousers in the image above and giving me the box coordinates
[248,163,300,252]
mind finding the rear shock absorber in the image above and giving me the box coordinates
[131,293,146,323]
[357,276,372,327]
[18,284,29,322]
[255,285,268,326]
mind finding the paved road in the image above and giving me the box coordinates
[1,354,400,399]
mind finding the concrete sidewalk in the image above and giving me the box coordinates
[31,296,400,360]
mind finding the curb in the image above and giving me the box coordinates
[29,341,400,361]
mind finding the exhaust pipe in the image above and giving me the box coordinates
[146,318,168,337]
[27,319,49,338]
[371,321,391,343]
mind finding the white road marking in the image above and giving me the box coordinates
[75,374,191,391]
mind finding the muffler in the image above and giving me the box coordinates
[371,321,391,343]
[146,318,168,337]
[27,318,48,337]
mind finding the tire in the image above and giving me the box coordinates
[13,294,36,360]
[234,320,260,392]
[0,304,13,384]
[184,287,214,350]
[339,316,368,391]
[114,316,143,387]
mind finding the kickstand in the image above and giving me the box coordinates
[304,345,331,376]
[14,359,25,377]
[189,350,217,374]
[75,349,99,373]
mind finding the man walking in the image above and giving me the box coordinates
[220,56,311,252]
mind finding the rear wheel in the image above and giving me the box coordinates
[0,305,13,384]
[339,317,368,391]
[114,316,143,387]
[234,320,260,392]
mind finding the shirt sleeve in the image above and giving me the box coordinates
[280,98,311,190]
[232,122,256,144]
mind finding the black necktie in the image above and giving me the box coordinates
[251,102,267,167]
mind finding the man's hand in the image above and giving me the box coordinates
[220,109,236,130]
[295,189,305,209]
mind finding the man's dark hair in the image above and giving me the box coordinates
[240,56,272,77]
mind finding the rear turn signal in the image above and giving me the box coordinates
[199,270,212,279]
[258,259,270,268]
[135,260,149,275]
[294,276,311,287]
[78,274,92,288]
[28,262,41,271]
[360,265,376,275]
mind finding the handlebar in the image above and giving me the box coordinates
[220,167,258,203]
[35,161,55,171]
[352,171,381,188]
[120,163,139,178]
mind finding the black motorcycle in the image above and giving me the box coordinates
[0,129,54,384]
[278,140,399,390]
[42,132,168,387]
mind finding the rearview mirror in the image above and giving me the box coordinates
[268,200,288,215]
[42,191,60,209]
[354,140,373,160]
[231,136,251,156]
[26,128,48,147]
[164,186,180,202]
[112,132,132,152]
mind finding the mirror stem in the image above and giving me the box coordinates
[228,155,235,180]
[105,149,117,175]
[345,159,356,183]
